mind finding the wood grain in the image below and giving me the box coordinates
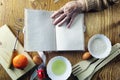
[0,0,120,80]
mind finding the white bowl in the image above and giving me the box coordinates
[88,34,112,58]
[47,56,72,80]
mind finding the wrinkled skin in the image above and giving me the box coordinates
[51,0,85,28]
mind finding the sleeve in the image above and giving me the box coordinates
[85,0,120,11]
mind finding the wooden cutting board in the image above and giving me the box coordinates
[0,25,35,80]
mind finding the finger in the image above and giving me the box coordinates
[57,16,70,26]
[56,11,73,26]
[51,8,63,19]
[67,13,77,28]
[53,13,66,25]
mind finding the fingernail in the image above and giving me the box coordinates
[67,27,70,29]
[53,22,57,25]
[67,25,71,29]
[50,16,53,19]
[57,23,62,26]
[50,15,53,18]
[53,21,56,25]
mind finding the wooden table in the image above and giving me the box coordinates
[0,0,120,80]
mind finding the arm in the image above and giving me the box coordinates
[85,0,120,11]
[51,0,119,28]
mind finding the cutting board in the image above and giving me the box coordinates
[0,25,35,80]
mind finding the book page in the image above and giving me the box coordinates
[24,9,56,51]
[56,14,85,51]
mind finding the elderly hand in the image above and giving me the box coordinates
[51,0,85,28]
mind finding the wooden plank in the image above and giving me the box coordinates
[0,25,35,80]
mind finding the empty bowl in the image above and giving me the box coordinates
[88,34,112,58]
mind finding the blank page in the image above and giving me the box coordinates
[24,9,56,51]
[56,14,85,51]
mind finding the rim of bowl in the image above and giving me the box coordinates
[88,34,112,58]
[47,56,72,80]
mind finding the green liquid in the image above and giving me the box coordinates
[52,60,66,75]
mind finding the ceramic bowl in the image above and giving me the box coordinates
[47,56,72,80]
[88,34,112,58]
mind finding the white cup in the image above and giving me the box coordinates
[47,56,72,80]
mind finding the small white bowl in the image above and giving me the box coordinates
[88,34,112,58]
[47,56,72,80]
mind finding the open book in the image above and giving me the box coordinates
[24,9,85,51]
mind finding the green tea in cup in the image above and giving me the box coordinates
[47,56,72,80]
[52,60,66,75]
